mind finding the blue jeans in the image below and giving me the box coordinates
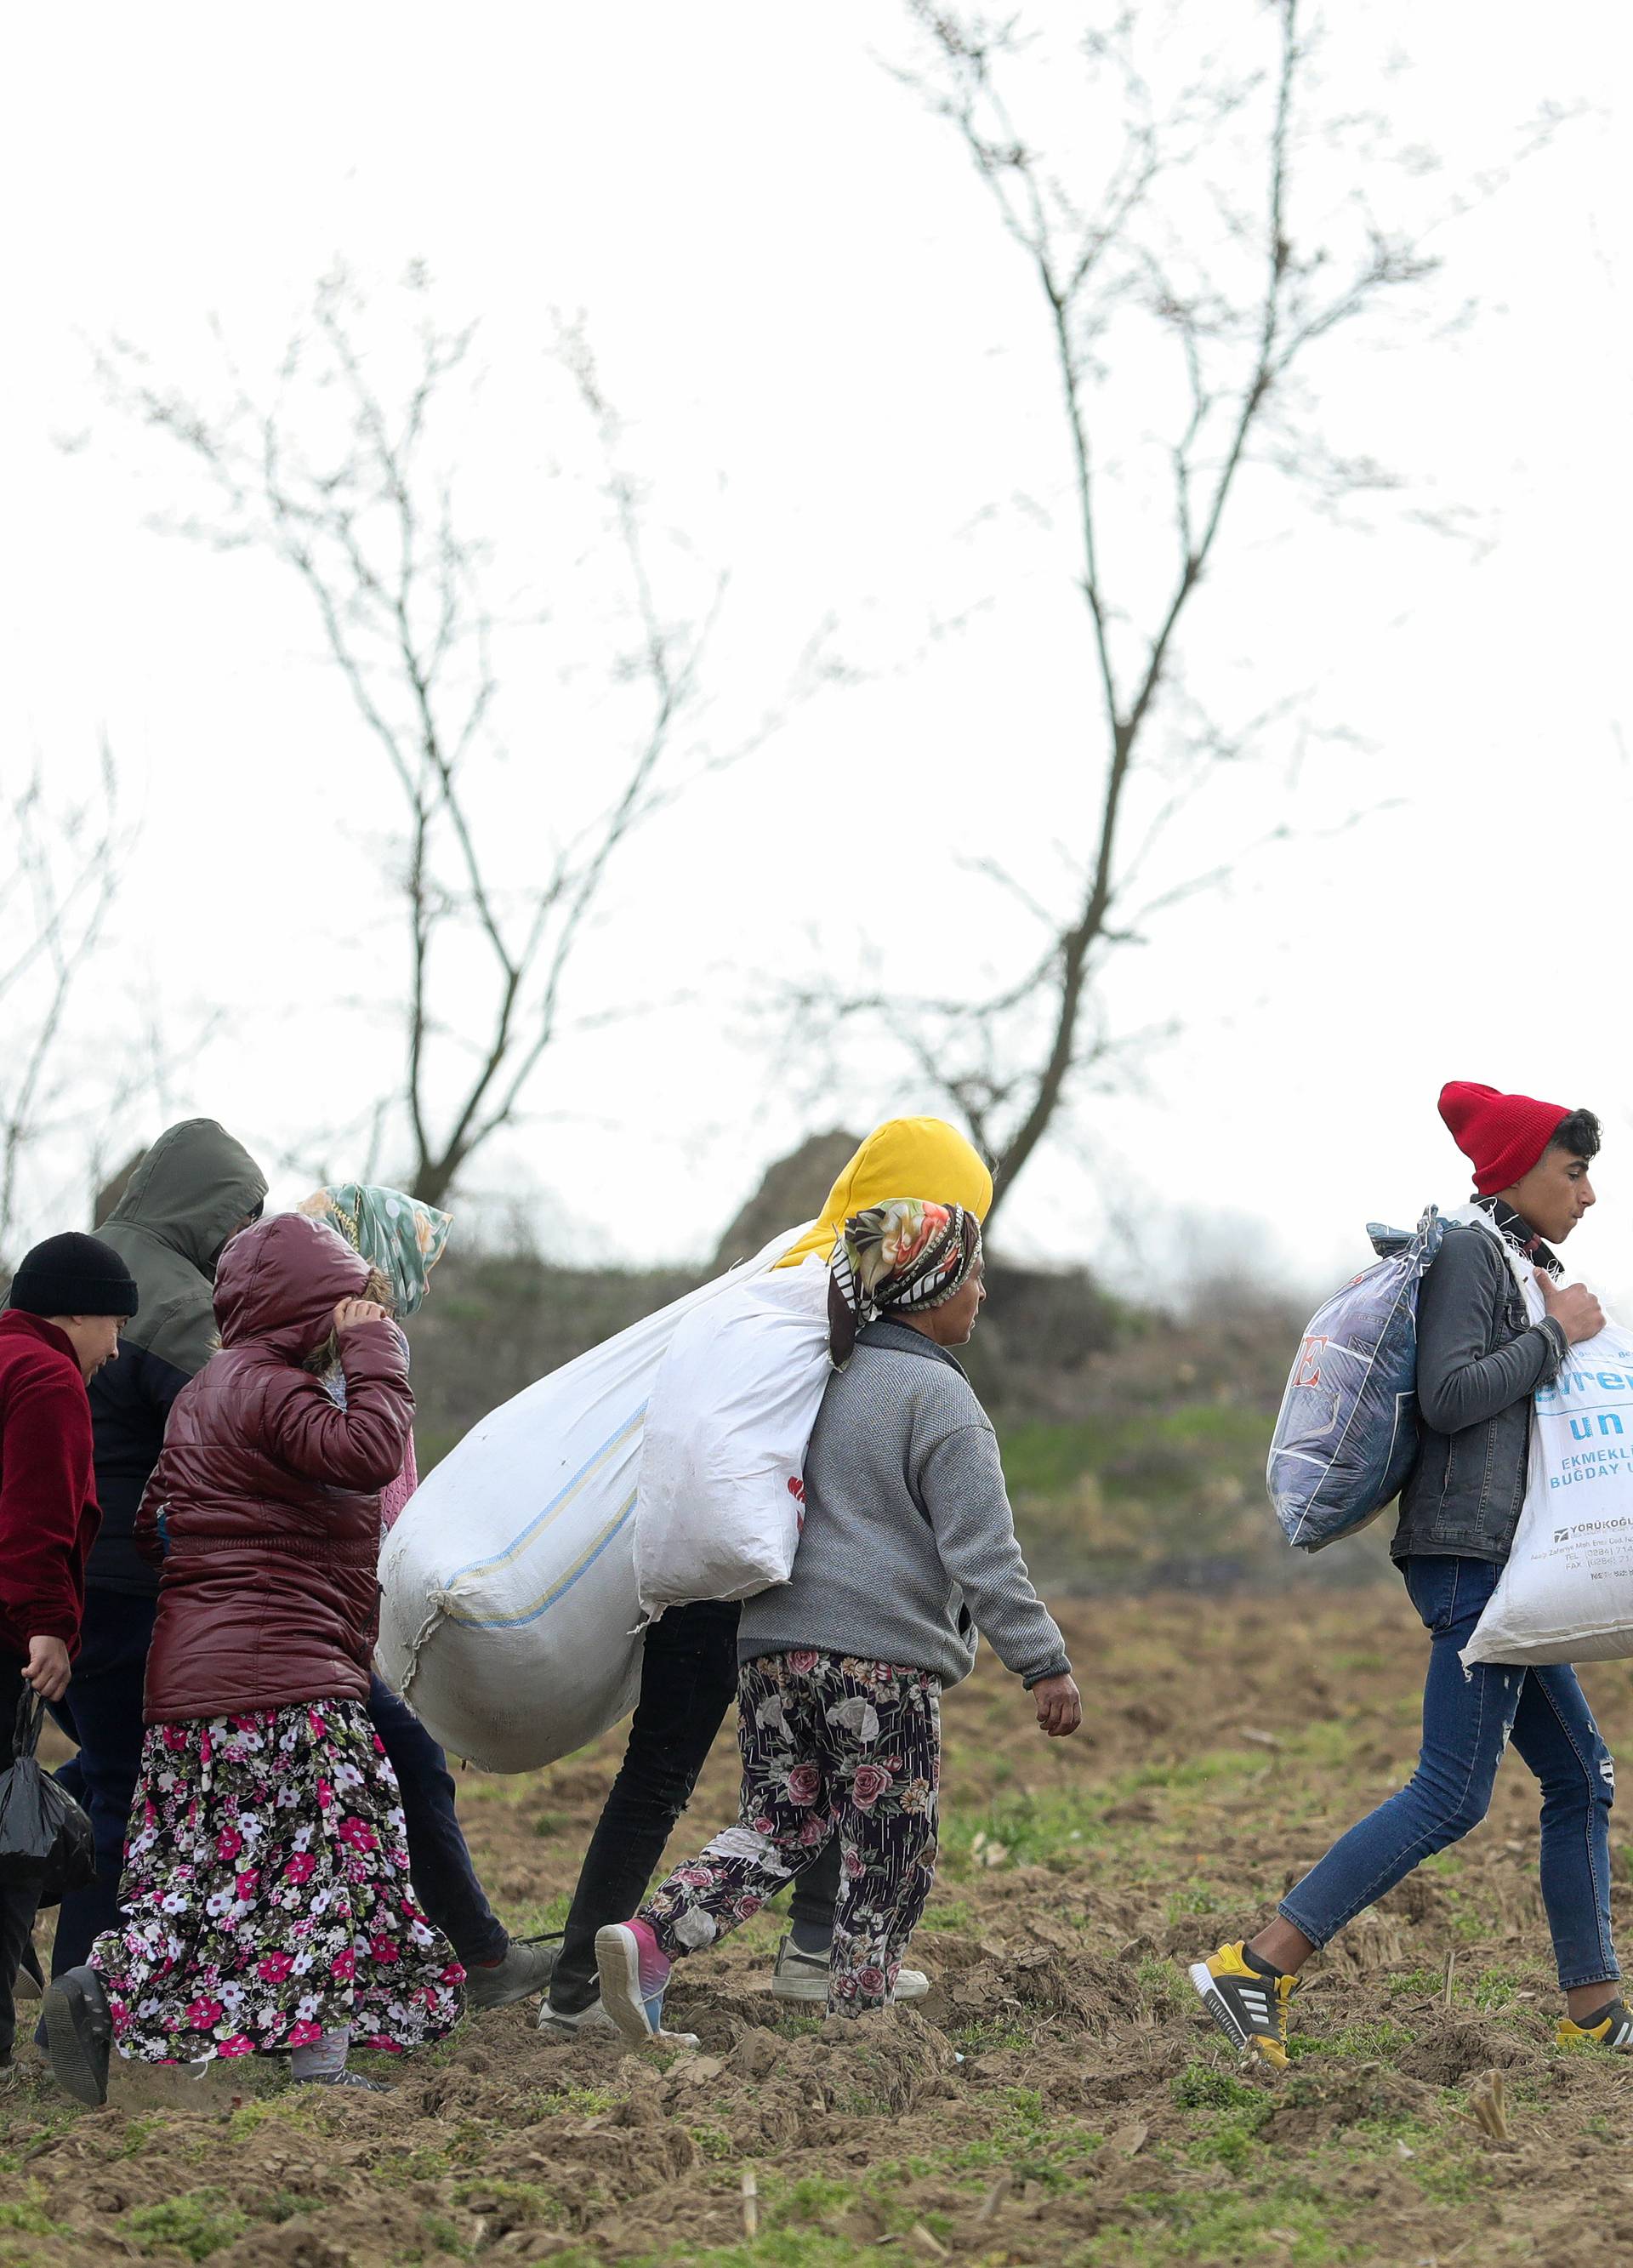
[1280,1556,1619,1992]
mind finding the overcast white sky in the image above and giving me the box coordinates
[4,3,1630,1306]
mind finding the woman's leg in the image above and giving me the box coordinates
[1508,1663,1619,2017]
[640,1656,835,1957]
[597,1656,835,2041]
[826,1668,941,2016]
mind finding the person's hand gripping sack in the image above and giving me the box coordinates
[1538,1274,1605,1347]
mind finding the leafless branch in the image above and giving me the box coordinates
[99,267,824,1204]
[809,1,1530,1222]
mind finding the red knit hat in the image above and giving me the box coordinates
[1438,1081,1570,1196]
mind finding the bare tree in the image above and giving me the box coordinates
[100,267,829,1206]
[797,1,1534,1223]
[0,747,128,1257]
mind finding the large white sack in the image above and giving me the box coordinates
[634,1257,830,1620]
[376,1225,805,1772]
[1462,1218,1633,1667]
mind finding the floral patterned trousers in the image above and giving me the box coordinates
[641,1650,940,2014]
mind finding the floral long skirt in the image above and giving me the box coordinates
[642,1650,941,2014]
[90,1700,465,2066]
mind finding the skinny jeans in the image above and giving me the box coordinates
[1279,1555,1619,1992]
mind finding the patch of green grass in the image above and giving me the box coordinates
[1082,2177,1357,2265]
[531,1809,572,1837]
[530,2083,620,2118]
[0,2191,55,2237]
[419,2212,475,2259]
[1136,1956,1191,2013]
[1171,2060,1271,2114]
[224,2093,321,2142]
[918,1899,972,1930]
[1385,1966,1442,1998]
[122,2190,251,2261]
[1001,1406,1266,1498]
[452,2177,562,2228]
[1293,2017,1416,2061]
[1164,1879,1231,1918]
[773,2174,856,2225]
[941,1790,1091,1870]
[951,2017,1033,2054]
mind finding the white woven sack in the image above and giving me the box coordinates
[1462,1214,1633,1667]
[634,1256,831,1620]
[375,1225,805,1772]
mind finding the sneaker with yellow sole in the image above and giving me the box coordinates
[1558,1997,1633,2050]
[1188,1943,1296,2071]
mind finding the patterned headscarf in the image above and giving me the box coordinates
[828,1198,983,1369]
[298,1183,452,1319]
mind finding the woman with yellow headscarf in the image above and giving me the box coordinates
[538,1117,993,2039]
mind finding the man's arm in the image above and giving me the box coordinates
[0,1358,94,1646]
[1416,1229,1566,1436]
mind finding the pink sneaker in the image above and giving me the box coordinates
[595,1919,673,2045]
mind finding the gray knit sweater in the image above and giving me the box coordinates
[737,1318,1070,1690]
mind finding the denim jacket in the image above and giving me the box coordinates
[1392,1218,1570,1564]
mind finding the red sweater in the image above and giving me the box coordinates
[0,1310,100,1661]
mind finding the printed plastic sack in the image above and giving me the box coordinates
[1464,1242,1633,1666]
[1266,1207,1443,1551]
[0,1690,95,1906]
[375,1225,806,1774]
[634,1257,830,1620]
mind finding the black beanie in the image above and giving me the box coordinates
[7,1232,140,1321]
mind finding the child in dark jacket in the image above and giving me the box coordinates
[44,1213,464,2103]
[0,1232,137,2066]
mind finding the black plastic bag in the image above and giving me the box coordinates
[0,1688,96,1907]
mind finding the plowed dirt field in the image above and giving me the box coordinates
[7,1590,1633,2266]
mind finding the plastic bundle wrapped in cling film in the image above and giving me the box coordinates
[1266,1205,1442,1552]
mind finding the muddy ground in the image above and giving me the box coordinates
[8,1591,1633,2265]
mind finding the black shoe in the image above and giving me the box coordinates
[14,1939,44,2002]
[292,2069,391,2093]
[44,1966,112,2106]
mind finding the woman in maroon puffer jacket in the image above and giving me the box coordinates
[45,1214,465,2103]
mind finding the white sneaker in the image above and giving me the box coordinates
[769,1935,930,2003]
[537,1996,618,2039]
[538,1979,700,2052]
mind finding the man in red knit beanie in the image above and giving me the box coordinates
[1192,1091,1633,2064]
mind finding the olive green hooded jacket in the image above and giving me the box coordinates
[88,1119,267,1593]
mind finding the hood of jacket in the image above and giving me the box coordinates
[775,1116,993,1271]
[105,1119,268,1274]
[95,1120,268,1375]
[213,1213,369,1363]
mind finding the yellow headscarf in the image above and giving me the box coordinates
[774,1117,994,1270]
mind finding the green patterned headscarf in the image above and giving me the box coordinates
[299,1183,452,1319]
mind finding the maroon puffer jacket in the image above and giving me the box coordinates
[137,1212,413,1724]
